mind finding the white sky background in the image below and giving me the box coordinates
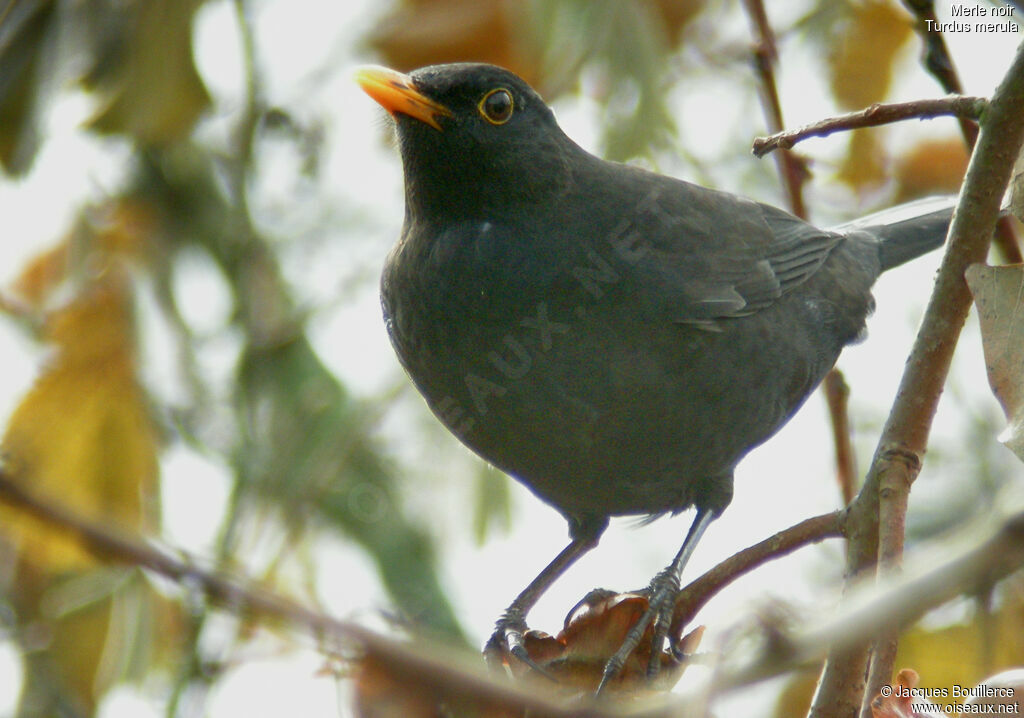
[0,1,1021,716]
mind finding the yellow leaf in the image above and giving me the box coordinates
[15,569,186,713]
[40,577,115,713]
[837,128,887,190]
[10,240,70,310]
[828,0,913,110]
[773,581,1024,718]
[9,199,156,314]
[2,272,160,572]
[895,595,1024,692]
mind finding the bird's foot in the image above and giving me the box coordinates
[596,566,681,694]
[484,607,555,679]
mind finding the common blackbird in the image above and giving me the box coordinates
[356,62,951,688]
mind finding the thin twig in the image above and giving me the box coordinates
[900,1,970,128]
[4,465,1023,718]
[671,511,845,634]
[741,0,809,219]
[740,2,870,547]
[5,462,1024,718]
[703,509,1024,699]
[752,96,987,158]
[811,39,1024,718]
[823,371,856,506]
[738,9,870,711]
[166,2,265,713]
[0,469,629,718]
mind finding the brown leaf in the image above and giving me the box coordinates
[965,264,1024,462]
[354,656,444,718]
[893,139,969,203]
[869,668,947,717]
[10,199,156,311]
[369,0,707,102]
[9,241,70,310]
[353,654,523,718]
[651,0,708,45]
[512,589,702,694]
[369,0,539,87]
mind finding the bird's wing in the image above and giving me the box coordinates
[619,180,844,326]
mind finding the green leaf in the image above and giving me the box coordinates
[472,464,511,546]
[0,0,57,175]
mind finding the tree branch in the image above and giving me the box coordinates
[3,465,1022,718]
[752,96,987,158]
[0,469,620,718]
[671,511,845,634]
[900,1,971,131]
[863,449,914,717]
[811,38,1024,718]
[823,371,857,506]
[703,509,1024,699]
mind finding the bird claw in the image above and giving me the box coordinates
[484,608,557,681]
[596,568,682,694]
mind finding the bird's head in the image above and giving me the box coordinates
[356,63,578,222]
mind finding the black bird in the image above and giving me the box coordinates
[356,62,951,688]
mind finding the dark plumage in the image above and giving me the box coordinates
[357,62,950,687]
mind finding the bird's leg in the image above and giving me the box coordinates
[596,508,716,694]
[485,515,607,673]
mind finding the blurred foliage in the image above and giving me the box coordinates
[968,264,1024,463]
[893,137,970,202]
[0,203,171,715]
[0,0,209,175]
[3,204,160,572]
[0,0,55,173]
[0,0,1013,715]
[773,576,1024,718]
[370,0,707,161]
[826,0,913,110]
[82,0,210,142]
[368,0,536,84]
[472,464,512,545]
[837,128,889,191]
[528,0,695,162]
[10,567,184,716]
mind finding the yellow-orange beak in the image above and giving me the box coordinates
[355,66,452,131]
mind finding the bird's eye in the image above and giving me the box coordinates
[479,88,514,125]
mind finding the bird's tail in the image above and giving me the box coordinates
[834,196,955,273]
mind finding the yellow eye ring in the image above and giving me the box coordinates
[478,88,514,125]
